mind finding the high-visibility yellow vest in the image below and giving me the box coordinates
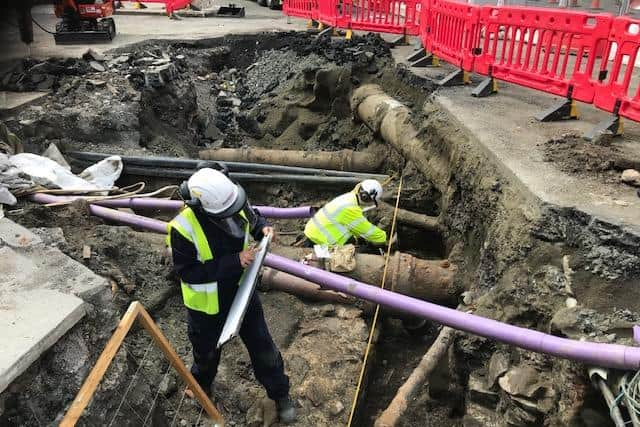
[304,192,386,246]
[166,207,249,315]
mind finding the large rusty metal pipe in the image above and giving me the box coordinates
[260,267,434,320]
[260,267,355,304]
[199,147,383,173]
[378,201,443,233]
[269,245,459,305]
[350,85,449,192]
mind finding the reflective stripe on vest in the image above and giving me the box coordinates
[167,207,249,315]
[306,193,359,245]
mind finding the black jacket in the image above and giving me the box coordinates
[170,206,268,294]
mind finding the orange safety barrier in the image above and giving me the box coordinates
[594,16,640,121]
[423,0,481,70]
[167,0,192,14]
[284,0,319,20]
[284,0,640,126]
[342,0,423,35]
[317,0,348,27]
[473,6,612,103]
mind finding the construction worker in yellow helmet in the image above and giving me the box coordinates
[303,179,388,247]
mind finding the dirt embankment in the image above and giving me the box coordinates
[384,93,640,426]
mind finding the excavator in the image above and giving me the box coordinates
[9,0,116,45]
[53,0,117,44]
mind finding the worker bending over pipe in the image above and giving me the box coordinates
[166,167,296,424]
[303,179,392,248]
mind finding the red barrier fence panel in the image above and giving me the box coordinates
[167,0,192,14]
[594,16,640,121]
[284,0,319,20]
[317,0,349,27]
[418,0,430,48]
[340,0,422,35]
[474,6,612,103]
[424,0,482,71]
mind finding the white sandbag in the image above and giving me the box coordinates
[9,153,99,191]
[78,155,122,189]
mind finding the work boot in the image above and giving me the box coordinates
[275,396,297,424]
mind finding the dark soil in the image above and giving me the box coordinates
[542,135,640,183]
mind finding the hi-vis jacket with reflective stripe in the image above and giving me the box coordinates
[166,207,249,315]
[304,192,386,246]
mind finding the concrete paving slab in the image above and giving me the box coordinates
[0,289,85,393]
[0,91,49,114]
[0,218,107,392]
[0,219,108,298]
[0,217,42,248]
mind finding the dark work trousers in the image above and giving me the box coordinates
[187,291,290,400]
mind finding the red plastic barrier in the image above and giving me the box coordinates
[341,0,422,35]
[423,0,481,70]
[474,6,612,102]
[166,0,192,14]
[594,16,640,121]
[284,0,319,20]
[317,0,348,27]
[282,0,640,125]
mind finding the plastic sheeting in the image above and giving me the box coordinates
[8,153,122,191]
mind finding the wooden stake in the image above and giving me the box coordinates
[138,305,224,426]
[374,326,456,427]
[60,302,141,427]
[60,301,225,427]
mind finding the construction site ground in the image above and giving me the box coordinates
[1,3,639,427]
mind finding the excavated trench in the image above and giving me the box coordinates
[1,31,639,427]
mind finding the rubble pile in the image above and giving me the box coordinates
[0,58,90,92]
[2,33,395,157]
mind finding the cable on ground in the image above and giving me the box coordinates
[31,16,56,35]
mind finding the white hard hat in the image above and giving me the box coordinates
[359,179,383,205]
[187,168,245,216]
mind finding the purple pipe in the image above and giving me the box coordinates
[89,204,168,234]
[97,198,183,210]
[28,193,314,219]
[263,253,640,370]
[27,194,640,369]
[30,193,169,233]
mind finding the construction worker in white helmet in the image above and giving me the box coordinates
[303,179,388,247]
[167,166,296,424]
